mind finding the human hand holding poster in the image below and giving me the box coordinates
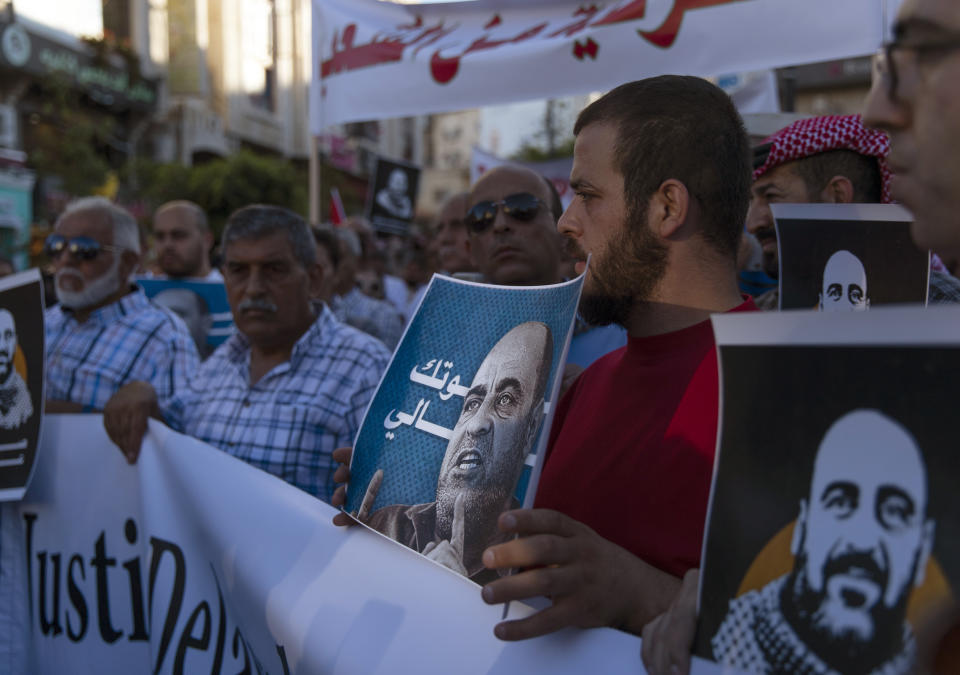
[771,204,929,311]
[695,307,960,674]
[0,269,44,501]
[345,273,584,585]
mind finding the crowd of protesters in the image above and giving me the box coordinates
[28,0,960,670]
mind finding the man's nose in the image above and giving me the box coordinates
[744,202,770,235]
[491,206,512,234]
[465,402,494,436]
[245,268,267,296]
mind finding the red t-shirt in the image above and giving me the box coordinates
[535,298,756,578]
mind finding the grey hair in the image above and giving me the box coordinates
[221,205,316,267]
[335,228,362,259]
[57,196,141,254]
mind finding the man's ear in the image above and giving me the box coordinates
[203,231,214,253]
[913,519,936,587]
[120,250,140,282]
[790,500,808,556]
[524,398,545,451]
[650,179,690,239]
[307,262,324,298]
[819,175,856,204]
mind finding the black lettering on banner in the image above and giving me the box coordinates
[37,552,63,636]
[91,532,123,643]
[23,512,37,624]
[210,565,227,672]
[276,644,291,675]
[66,554,88,641]
[149,535,186,675]
[123,519,149,641]
[232,627,253,675]
[173,600,211,674]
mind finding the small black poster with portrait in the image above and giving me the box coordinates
[772,203,929,311]
[694,308,960,675]
[366,156,421,236]
[0,269,45,501]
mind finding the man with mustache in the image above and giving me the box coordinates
[0,309,31,429]
[355,322,552,584]
[745,114,960,311]
[711,409,934,675]
[104,205,390,500]
[44,197,199,413]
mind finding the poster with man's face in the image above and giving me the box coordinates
[696,308,960,675]
[367,156,421,235]
[136,278,233,359]
[772,204,929,311]
[0,269,44,501]
[345,274,584,585]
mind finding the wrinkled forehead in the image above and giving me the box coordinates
[57,208,112,242]
[811,411,927,511]
[469,168,548,208]
[823,251,867,285]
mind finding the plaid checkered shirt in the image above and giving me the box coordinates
[163,305,390,502]
[330,287,405,350]
[45,288,200,411]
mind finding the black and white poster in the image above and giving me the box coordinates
[0,269,44,500]
[772,204,929,311]
[696,308,960,675]
[367,156,420,235]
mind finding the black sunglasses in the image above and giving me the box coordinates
[44,234,123,261]
[465,192,545,234]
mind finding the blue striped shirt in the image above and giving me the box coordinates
[163,306,390,501]
[45,289,200,410]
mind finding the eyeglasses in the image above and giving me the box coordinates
[44,234,124,261]
[878,34,960,101]
[465,193,545,234]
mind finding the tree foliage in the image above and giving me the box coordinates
[131,151,308,237]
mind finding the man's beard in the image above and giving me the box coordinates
[569,209,668,327]
[160,247,203,278]
[781,550,911,675]
[434,435,523,543]
[56,257,123,310]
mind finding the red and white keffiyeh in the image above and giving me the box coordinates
[753,114,893,205]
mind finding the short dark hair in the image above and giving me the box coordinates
[222,205,315,267]
[312,226,341,270]
[790,149,882,203]
[541,176,564,222]
[573,76,750,258]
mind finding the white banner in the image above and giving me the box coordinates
[311,0,887,128]
[1,415,669,674]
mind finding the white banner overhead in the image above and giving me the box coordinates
[311,0,889,129]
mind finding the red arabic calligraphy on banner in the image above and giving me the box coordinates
[319,0,744,89]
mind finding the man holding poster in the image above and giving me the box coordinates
[355,322,553,584]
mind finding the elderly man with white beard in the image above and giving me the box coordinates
[44,197,199,413]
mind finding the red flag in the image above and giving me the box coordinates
[328,187,346,226]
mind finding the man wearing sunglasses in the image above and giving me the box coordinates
[477,77,756,642]
[464,165,627,368]
[44,197,199,413]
